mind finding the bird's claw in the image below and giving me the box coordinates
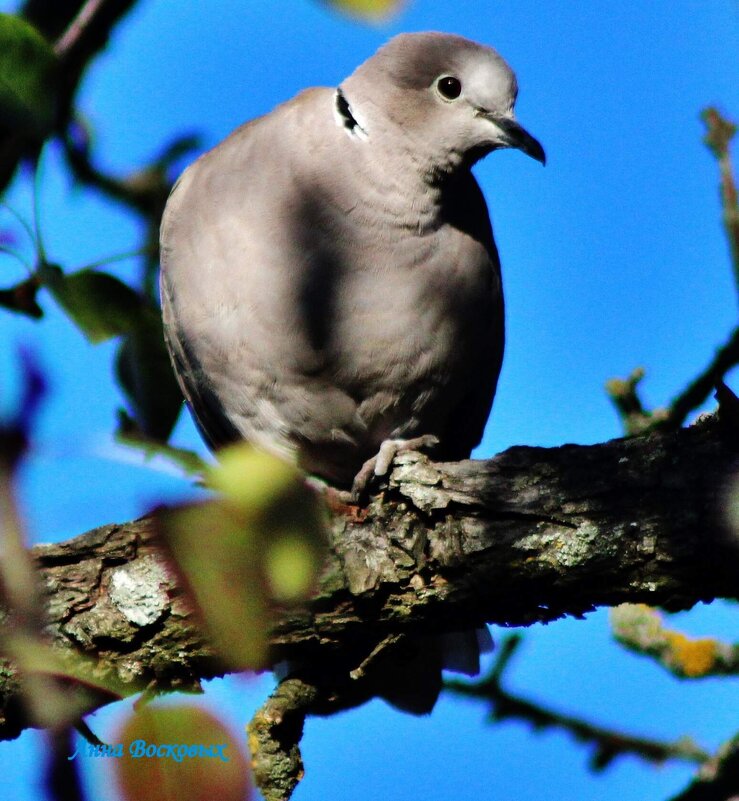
[350,434,440,501]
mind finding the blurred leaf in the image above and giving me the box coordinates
[324,0,403,18]
[161,499,271,669]
[208,445,325,602]
[5,633,123,729]
[33,260,183,439]
[40,263,144,342]
[0,275,43,318]
[115,705,251,801]
[207,445,302,509]
[264,533,318,603]
[115,311,184,441]
[160,446,325,669]
[0,14,57,139]
[29,259,184,439]
[116,424,208,478]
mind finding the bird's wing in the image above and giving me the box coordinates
[160,238,241,451]
[159,90,355,456]
[434,171,505,460]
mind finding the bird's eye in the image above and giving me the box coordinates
[436,76,462,100]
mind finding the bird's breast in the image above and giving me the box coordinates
[314,214,496,390]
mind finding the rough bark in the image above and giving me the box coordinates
[1,417,737,741]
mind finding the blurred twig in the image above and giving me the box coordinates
[0,354,78,726]
[607,109,739,434]
[605,367,665,435]
[0,354,108,801]
[669,736,739,801]
[53,0,108,59]
[702,108,739,300]
[611,604,739,679]
[445,635,709,771]
[607,329,739,434]
[24,0,139,124]
[0,1,138,190]
[0,352,46,631]
[62,119,200,298]
[46,728,86,801]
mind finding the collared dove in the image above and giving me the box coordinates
[160,31,544,711]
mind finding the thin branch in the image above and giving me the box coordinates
[61,122,156,216]
[247,678,319,801]
[53,0,109,59]
[669,736,739,801]
[0,202,38,253]
[0,246,35,273]
[661,328,739,429]
[445,636,709,771]
[60,121,200,297]
[62,119,200,216]
[605,367,665,435]
[31,147,49,264]
[611,604,739,678]
[606,328,739,435]
[701,108,739,301]
[81,246,153,271]
[607,111,739,436]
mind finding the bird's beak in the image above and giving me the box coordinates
[493,116,546,165]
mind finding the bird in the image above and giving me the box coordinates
[160,31,544,711]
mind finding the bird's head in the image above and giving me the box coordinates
[338,32,545,175]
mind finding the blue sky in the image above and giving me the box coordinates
[0,1,737,800]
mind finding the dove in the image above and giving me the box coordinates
[160,32,544,711]
[160,31,544,498]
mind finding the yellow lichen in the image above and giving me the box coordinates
[664,631,718,677]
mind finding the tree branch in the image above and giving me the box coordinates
[0,1,140,191]
[445,635,709,771]
[606,327,739,435]
[611,604,739,678]
[1,417,737,742]
[669,736,739,801]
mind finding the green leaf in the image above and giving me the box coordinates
[264,533,320,603]
[6,633,123,730]
[115,705,251,801]
[207,445,302,509]
[40,264,145,342]
[0,14,57,139]
[210,446,326,602]
[35,262,183,440]
[115,313,185,441]
[324,0,404,19]
[160,499,271,669]
[116,425,208,479]
[0,275,43,318]
[160,445,325,669]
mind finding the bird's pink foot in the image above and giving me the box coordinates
[351,434,440,501]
